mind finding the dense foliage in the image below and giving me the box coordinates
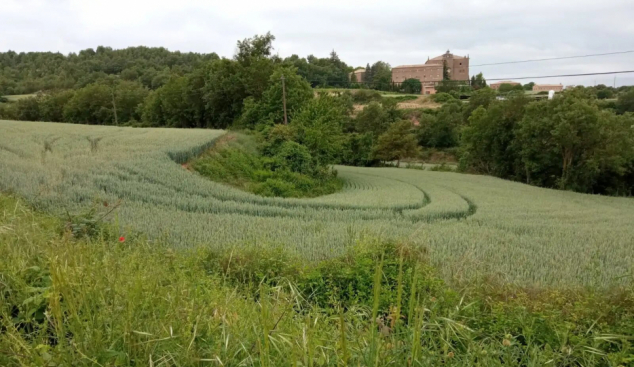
[461,89,634,195]
[0,46,219,95]
[191,133,342,198]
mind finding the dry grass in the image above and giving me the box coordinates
[397,95,441,109]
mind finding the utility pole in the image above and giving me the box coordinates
[281,75,288,125]
[614,76,617,88]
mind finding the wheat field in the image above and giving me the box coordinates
[1,120,633,287]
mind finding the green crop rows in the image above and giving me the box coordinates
[1,120,633,288]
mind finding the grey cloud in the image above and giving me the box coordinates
[1,0,633,86]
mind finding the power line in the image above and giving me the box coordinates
[472,50,634,67]
[486,70,634,81]
[309,70,634,84]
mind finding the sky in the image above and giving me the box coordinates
[2,0,634,86]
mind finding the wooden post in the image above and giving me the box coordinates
[281,75,288,125]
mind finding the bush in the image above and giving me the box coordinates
[616,88,634,114]
[271,141,313,175]
[253,178,296,197]
[431,92,454,103]
[14,96,42,121]
[341,132,377,166]
[202,240,440,314]
[192,133,343,198]
[352,89,382,104]
[401,78,422,94]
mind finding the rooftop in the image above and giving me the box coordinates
[393,63,440,69]
[491,80,520,85]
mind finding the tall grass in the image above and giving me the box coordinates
[1,194,633,366]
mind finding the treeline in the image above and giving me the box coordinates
[1,33,634,196]
[460,88,634,195]
[0,45,354,96]
[0,46,219,95]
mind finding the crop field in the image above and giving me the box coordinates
[1,120,633,288]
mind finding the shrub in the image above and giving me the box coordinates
[431,92,454,103]
[401,78,422,94]
[352,89,382,104]
[272,141,313,175]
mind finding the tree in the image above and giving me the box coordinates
[596,89,614,100]
[460,93,529,176]
[498,83,524,93]
[463,87,497,120]
[40,90,75,122]
[235,32,275,65]
[341,133,376,166]
[291,93,349,166]
[355,102,390,137]
[470,73,487,90]
[616,88,634,114]
[523,82,535,91]
[516,95,629,191]
[63,84,113,124]
[142,76,205,128]
[419,102,463,148]
[369,61,392,91]
[202,33,279,128]
[14,96,41,121]
[373,120,420,167]
[401,78,422,94]
[442,60,450,80]
[237,66,313,128]
[63,81,147,125]
[364,63,373,85]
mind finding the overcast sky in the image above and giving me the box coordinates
[3,0,634,86]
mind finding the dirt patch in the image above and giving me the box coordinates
[397,95,441,110]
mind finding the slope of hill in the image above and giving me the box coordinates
[2,120,633,288]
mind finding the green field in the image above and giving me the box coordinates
[1,120,633,288]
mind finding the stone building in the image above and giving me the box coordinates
[391,50,469,94]
[349,68,366,83]
[490,81,521,90]
[533,84,564,92]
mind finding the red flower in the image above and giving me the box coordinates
[118,236,125,243]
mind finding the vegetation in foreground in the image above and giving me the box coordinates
[1,194,633,366]
[191,133,343,198]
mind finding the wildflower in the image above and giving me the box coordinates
[119,236,125,243]
[503,339,511,347]
[447,351,455,358]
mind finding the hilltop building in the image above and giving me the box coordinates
[349,68,366,83]
[490,81,521,90]
[391,50,469,94]
[533,84,563,92]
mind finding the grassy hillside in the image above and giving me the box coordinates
[1,120,634,288]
